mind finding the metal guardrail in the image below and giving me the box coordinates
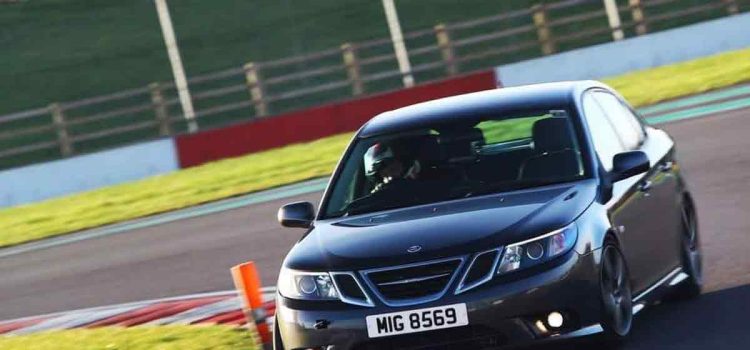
[0,0,746,169]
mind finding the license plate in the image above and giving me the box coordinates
[366,303,468,338]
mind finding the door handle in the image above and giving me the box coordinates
[638,180,652,193]
[658,161,673,172]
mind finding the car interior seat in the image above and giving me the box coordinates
[433,128,485,182]
[437,128,484,164]
[518,117,581,180]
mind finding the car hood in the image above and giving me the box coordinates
[283,180,597,271]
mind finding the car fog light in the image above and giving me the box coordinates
[534,320,549,333]
[547,311,564,328]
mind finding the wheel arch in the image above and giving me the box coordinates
[574,203,623,255]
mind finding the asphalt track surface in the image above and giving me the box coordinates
[2,107,750,349]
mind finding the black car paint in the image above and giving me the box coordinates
[571,84,686,296]
[277,251,603,349]
[284,180,597,272]
[275,81,694,349]
[604,128,685,294]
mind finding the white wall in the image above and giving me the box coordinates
[0,139,178,208]
[496,13,750,87]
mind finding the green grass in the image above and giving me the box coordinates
[0,0,657,114]
[0,48,749,248]
[479,116,546,144]
[4,0,738,114]
[0,133,352,247]
[0,325,257,350]
[0,0,578,115]
[604,48,750,107]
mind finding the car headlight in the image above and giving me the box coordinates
[496,223,577,275]
[277,268,340,300]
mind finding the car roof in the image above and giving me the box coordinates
[358,80,608,137]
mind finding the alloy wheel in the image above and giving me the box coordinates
[600,244,633,337]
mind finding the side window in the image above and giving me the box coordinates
[582,93,625,171]
[593,92,644,149]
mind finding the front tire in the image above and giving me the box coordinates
[599,241,633,341]
[673,202,702,299]
[273,316,284,350]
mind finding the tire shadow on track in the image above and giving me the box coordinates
[521,284,750,350]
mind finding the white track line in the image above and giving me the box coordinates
[0,179,328,259]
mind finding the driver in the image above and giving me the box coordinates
[364,142,421,195]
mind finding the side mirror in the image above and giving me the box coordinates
[611,151,650,182]
[277,201,315,228]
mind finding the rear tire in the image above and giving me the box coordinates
[599,239,633,343]
[672,202,702,299]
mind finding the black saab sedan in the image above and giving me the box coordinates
[273,81,702,350]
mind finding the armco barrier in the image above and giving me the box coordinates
[0,139,178,208]
[496,13,750,87]
[175,70,498,168]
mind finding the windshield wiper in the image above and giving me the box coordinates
[462,178,574,198]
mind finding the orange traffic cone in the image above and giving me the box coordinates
[231,261,272,349]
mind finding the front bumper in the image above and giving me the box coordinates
[275,251,601,350]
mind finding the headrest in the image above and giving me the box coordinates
[415,134,441,164]
[532,118,574,153]
[437,128,484,147]
[438,128,485,162]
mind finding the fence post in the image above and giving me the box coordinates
[603,0,625,41]
[50,103,73,156]
[434,24,458,76]
[722,0,739,15]
[532,4,556,55]
[629,0,648,35]
[149,82,172,136]
[341,43,364,96]
[244,62,269,117]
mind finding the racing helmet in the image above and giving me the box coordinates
[364,143,396,177]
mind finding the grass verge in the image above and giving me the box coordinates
[0,325,257,350]
[1,48,749,248]
[605,48,750,107]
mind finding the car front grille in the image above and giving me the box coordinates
[331,272,373,307]
[456,248,501,294]
[363,258,463,306]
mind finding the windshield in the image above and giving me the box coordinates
[321,109,586,218]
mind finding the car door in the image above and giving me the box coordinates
[593,91,683,284]
[581,91,654,294]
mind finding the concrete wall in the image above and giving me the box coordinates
[0,139,178,207]
[496,13,750,87]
